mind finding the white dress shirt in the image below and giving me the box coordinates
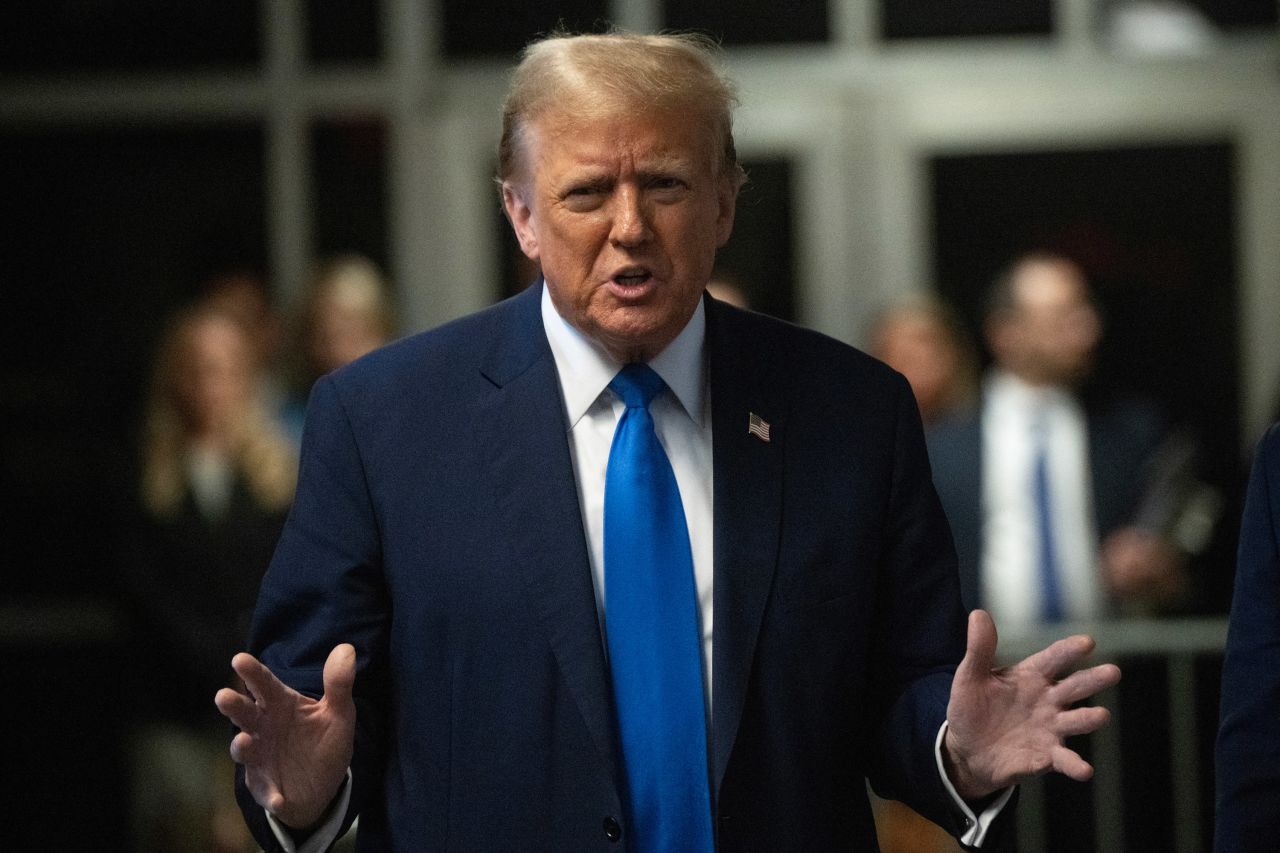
[271,285,1007,850]
[541,286,716,709]
[981,370,1102,628]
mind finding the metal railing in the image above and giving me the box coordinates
[998,617,1229,853]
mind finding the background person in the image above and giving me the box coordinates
[927,252,1194,626]
[282,254,397,445]
[870,295,980,427]
[124,304,296,853]
[1216,422,1280,851]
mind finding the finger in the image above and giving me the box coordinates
[1056,705,1110,738]
[322,643,357,710]
[1052,745,1095,782]
[1023,634,1096,680]
[244,766,285,815]
[955,609,998,684]
[231,652,294,709]
[215,687,262,732]
[1051,663,1122,706]
[229,730,259,765]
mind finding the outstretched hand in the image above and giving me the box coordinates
[943,610,1121,802]
[214,644,358,830]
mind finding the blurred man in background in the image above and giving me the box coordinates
[928,252,1193,627]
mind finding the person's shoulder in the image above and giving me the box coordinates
[1259,421,1280,453]
[330,286,537,391]
[707,298,894,384]
[1253,421,1280,474]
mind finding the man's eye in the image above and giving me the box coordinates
[650,177,683,190]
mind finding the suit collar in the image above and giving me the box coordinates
[477,282,621,785]
[705,295,787,798]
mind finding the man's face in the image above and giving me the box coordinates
[502,104,738,362]
[992,259,1101,387]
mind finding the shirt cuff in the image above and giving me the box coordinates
[934,721,1015,847]
[266,768,353,853]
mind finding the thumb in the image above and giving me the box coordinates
[322,643,357,710]
[955,609,998,685]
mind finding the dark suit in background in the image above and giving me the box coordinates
[238,284,975,851]
[1216,422,1280,851]
[927,392,1165,614]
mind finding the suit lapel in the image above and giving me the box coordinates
[477,283,619,784]
[706,299,786,797]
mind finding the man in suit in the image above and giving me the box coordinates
[1216,423,1280,850]
[215,33,1119,852]
[928,253,1188,627]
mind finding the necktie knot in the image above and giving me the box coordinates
[609,363,665,410]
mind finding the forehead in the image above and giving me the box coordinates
[1013,261,1088,309]
[521,103,718,178]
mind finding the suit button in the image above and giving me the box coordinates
[603,816,622,842]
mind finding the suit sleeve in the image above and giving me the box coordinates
[235,374,391,851]
[1215,423,1280,851]
[863,374,1001,844]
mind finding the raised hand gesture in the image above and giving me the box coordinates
[942,610,1122,801]
[214,644,358,830]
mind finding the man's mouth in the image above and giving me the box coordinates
[612,268,652,287]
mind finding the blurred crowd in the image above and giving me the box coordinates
[122,254,395,853]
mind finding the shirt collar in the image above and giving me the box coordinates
[540,282,708,430]
[985,368,1072,413]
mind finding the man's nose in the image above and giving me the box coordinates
[609,186,653,247]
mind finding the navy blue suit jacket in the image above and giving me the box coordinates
[239,283,975,852]
[927,394,1165,613]
[1216,422,1280,851]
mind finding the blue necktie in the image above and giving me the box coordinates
[1032,413,1065,622]
[604,364,713,853]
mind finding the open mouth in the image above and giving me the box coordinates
[612,268,653,287]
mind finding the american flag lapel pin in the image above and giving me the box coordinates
[747,412,771,443]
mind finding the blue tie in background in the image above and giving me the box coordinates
[604,364,714,853]
[1032,413,1065,622]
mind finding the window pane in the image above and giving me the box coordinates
[0,0,259,73]
[663,0,829,46]
[442,0,609,59]
[713,159,796,320]
[1170,0,1275,29]
[312,119,390,270]
[881,0,1053,40]
[307,0,381,63]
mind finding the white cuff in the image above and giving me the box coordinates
[934,721,1015,847]
[266,768,353,853]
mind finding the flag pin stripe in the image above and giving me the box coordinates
[748,412,771,442]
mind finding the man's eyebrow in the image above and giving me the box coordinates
[638,154,694,174]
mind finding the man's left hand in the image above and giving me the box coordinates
[942,609,1122,802]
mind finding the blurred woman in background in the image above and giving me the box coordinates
[127,304,296,853]
[870,295,979,427]
[282,253,396,444]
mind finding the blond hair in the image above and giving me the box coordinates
[302,254,395,341]
[141,306,296,518]
[497,30,746,187]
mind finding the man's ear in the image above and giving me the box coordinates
[502,182,540,260]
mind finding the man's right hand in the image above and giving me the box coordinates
[215,644,357,831]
